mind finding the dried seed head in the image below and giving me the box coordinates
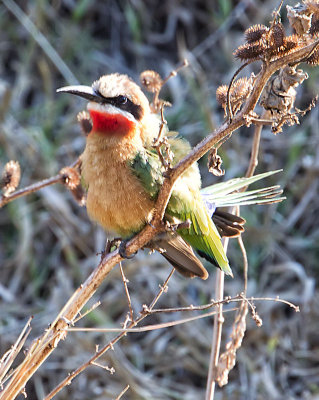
[60,167,81,190]
[244,24,269,43]
[232,77,253,100]
[282,35,300,52]
[252,312,263,327]
[271,35,301,59]
[309,14,319,35]
[1,160,21,196]
[304,0,319,15]
[233,39,268,61]
[77,111,92,136]
[306,48,319,64]
[140,70,163,93]
[216,85,229,108]
[270,22,285,48]
[215,303,248,387]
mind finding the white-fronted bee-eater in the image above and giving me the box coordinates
[58,73,283,279]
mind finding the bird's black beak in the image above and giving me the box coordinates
[57,85,104,103]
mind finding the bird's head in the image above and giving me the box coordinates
[57,74,153,139]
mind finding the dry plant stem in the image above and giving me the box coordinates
[115,385,130,400]
[238,235,248,294]
[0,174,62,208]
[119,262,134,323]
[0,41,317,400]
[227,61,251,120]
[0,317,33,385]
[44,270,174,400]
[0,159,81,208]
[207,103,265,398]
[244,112,268,180]
[206,239,229,400]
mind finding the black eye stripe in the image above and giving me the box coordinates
[96,92,142,121]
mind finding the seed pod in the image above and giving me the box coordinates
[270,22,285,48]
[233,39,268,61]
[309,14,319,35]
[1,160,21,196]
[244,24,269,43]
[140,70,163,93]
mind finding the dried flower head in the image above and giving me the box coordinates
[140,70,163,93]
[1,160,21,196]
[77,111,92,136]
[270,22,285,48]
[309,14,319,35]
[282,35,301,52]
[216,77,253,116]
[232,77,253,100]
[304,0,319,15]
[60,167,81,190]
[244,24,269,43]
[216,85,229,109]
[270,35,301,59]
[215,302,248,387]
[306,48,319,64]
[233,39,268,61]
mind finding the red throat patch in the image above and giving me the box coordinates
[89,109,135,136]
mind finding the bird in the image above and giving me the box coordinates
[57,73,283,280]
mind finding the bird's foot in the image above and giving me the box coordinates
[99,238,122,261]
[119,239,137,259]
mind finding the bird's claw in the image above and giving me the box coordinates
[99,238,121,261]
[119,240,137,259]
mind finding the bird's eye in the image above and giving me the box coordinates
[117,95,128,105]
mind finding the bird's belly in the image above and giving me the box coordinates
[85,168,154,238]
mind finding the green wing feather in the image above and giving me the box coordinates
[128,140,232,275]
[129,137,284,278]
[167,192,232,276]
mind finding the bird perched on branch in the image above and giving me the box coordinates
[58,73,283,279]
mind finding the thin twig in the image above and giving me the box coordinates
[65,295,298,319]
[0,317,33,385]
[73,302,101,325]
[43,269,174,400]
[119,262,134,324]
[206,238,229,400]
[115,385,130,400]
[227,61,252,121]
[0,174,62,208]
[0,159,81,208]
[238,235,248,294]
[241,112,266,190]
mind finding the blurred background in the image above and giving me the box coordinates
[0,0,318,399]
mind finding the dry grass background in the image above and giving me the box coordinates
[0,0,319,399]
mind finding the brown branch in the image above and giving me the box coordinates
[0,40,317,400]
[0,173,62,208]
[0,159,81,208]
